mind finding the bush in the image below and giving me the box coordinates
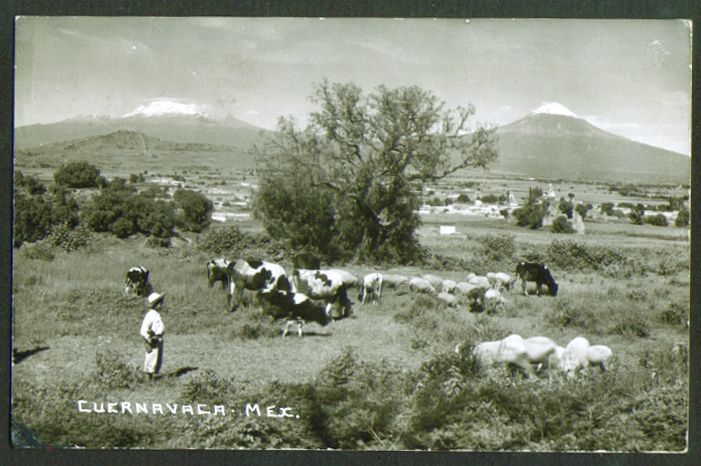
[456,193,471,203]
[477,234,516,262]
[600,202,615,216]
[546,297,601,332]
[45,223,92,252]
[628,204,645,225]
[644,214,668,227]
[173,189,214,232]
[53,161,100,188]
[551,215,575,234]
[610,314,651,338]
[658,301,688,327]
[94,349,145,389]
[675,207,689,227]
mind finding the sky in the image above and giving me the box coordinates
[14,17,692,154]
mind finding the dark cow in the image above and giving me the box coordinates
[257,289,331,337]
[293,269,352,319]
[123,266,153,297]
[515,262,559,296]
[226,259,294,311]
[207,258,230,289]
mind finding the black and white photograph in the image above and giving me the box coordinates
[10,16,692,452]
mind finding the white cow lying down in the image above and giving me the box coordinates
[474,334,558,378]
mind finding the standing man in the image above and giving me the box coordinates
[141,292,166,380]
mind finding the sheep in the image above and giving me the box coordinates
[487,272,516,292]
[468,274,491,289]
[437,291,458,307]
[475,334,558,378]
[409,277,437,295]
[442,279,457,294]
[383,274,410,289]
[454,281,479,296]
[555,336,615,377]
[422,274,445,291]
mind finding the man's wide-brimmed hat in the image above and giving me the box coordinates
[147,292,165,306]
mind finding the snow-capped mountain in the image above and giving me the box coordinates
[489,103,690,183]
[530,102,579,118]
[15,99,266,150]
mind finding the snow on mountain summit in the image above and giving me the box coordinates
[122,100,210,119]
[531,102,578,118]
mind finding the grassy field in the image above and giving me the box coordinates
[11,193,690,451]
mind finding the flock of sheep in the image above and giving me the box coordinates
[459,334,614,379]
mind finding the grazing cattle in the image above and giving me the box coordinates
[257,289,331,337]
[409,277,437,295]
[383,274,410,289]
[475,334,557,378]
[515,262,558,296]
[468,275,491,290]
[437,292,458,307]
[293,269,352,319]
[442,279,457,294]
[206,258,230,289]
[359,272,383,304]
[123,266,153,297]
[292,251,321,270]
[422,274,444,291]
[226,260,294,311]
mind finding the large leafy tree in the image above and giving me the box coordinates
[253,80,498,263]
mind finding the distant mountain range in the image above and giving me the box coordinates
[14,101,690,184]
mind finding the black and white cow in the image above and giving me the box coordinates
[123,266,153,297]
[515,262,559,296]
[293,269,353,319]
[206,258,230,289]
[226,259,295,311]
[257,289,331,337]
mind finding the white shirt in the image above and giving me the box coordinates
[140,309,165,340]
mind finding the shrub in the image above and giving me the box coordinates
[628,204,645,225]
[658,301,688,327]
[546,297,601,332]
[53,161,100,188]
[173,189,214,232]
[145,236,171,248]
[675,207,689,227]
[45,223,92,252]
[575,203,589,219]
[551,215,575,234]
[477,234,516,262]
[456,193,471,203]
[644,214,668,227]
[610,314,651,338]
[600,202,615,216]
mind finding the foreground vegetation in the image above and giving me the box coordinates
[12,213,689,451]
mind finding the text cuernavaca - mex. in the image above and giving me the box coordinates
[76,400,299,418]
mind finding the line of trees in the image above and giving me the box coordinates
[14,163,214,248]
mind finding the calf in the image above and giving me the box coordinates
[515,262,559,296]
[207,258,230,289]
[359,272,383,304]
[123,266,153,297]
[257,289,331,337]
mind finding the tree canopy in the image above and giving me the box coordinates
[253,80,498,263]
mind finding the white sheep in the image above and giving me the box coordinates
[409,277,437,295]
